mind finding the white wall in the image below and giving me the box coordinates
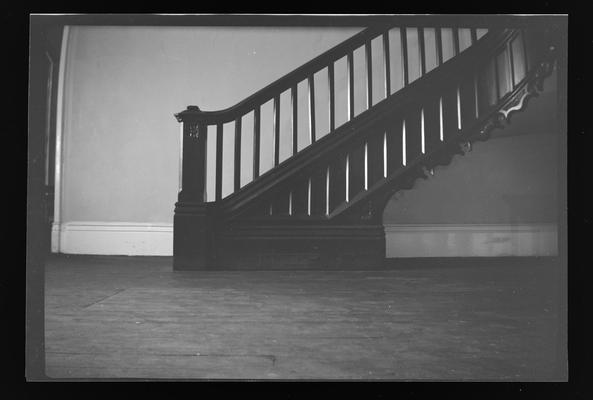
[54,25,363,254]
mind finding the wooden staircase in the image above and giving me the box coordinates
[173,18,562,270]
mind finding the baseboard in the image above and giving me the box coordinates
[52,222,558,258]
[52,221,173,256]
[384,223,558,257]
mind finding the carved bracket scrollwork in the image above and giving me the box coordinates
[188,123,199,140]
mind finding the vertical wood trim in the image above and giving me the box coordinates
[401,27,409,86]
[364,141,368,190]
[253,105,260,179]
[456,86,462,130]
[418,27,426,76]
[420,108,425,154]
[474,73,480,118]
[453,27,460,55]
[508,40,516,88]
[307,177,311,216]
[402,119,407,166]
[435,27,443,66]
[383,131,387,177]
[325,166,330,216]
[291,85,298,155]
[365,40,372,108]
[273,95,280,165]
[383,32,391,97]
[328,64,335,132]
[471,28,478,44]
[345,154,350,202]
[439,96,444,141]
[347,51,354,120]
[308,75,316,143]
[215,123,223,201]
[521,29,529,73]
[493,54,500,101]
[53,25,70,251]
[234,117,242,192]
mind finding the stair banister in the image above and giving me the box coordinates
[172,17,562,270]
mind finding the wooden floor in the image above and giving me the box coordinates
[44,255,566,380]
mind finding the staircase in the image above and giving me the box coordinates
[173,18,562,270]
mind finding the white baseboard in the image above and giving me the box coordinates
[52,222,558,258]
[384,223,558,258]
[52,222,173,256]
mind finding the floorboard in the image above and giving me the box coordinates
[44,255,565,380]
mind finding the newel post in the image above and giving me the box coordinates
[176,105,206,202]
[173,105,216,270]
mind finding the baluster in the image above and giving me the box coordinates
[215,123,223,200]
[291,85,298,155]
[418,27,426,76]
[493,53,500,100]
[521,29,529,73]
[441,86,459,141]
[234,116,242,192]
[273,95,280,166]
[508,40,516,89]
[349,143,365,200]
[386,115,403,175]
[291,177,308,216]
[329,154,347,214]
[401,27,409,86]
[452,27,460,55]
[367,128,384,187]
[435,27,443,66]
[383,31,391,97]
[423,95,441,153]
[253,105,260,179]
[470,28,478,44]
[459,75,477,128]
[328,64,335,132]
[405,105,422,162]
[347,51,355,120]
[365,40,372,108]
[308,75,316,143]
[310,168,326,216]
